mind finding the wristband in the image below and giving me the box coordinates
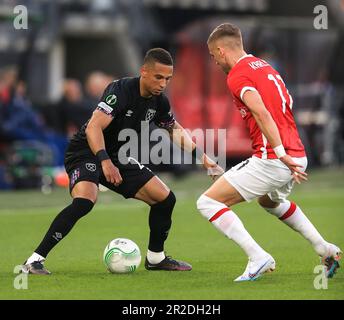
[96,149,110,162]
[273,145,286,158]
[191,146,204,163]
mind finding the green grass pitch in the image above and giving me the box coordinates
[0,169,343,300]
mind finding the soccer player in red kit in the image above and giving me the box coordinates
[196,23,341,281]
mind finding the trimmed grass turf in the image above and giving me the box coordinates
[0,169,343,299]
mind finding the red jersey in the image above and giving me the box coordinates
[227,54,305,159]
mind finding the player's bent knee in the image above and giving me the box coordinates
[71,198,94,219]
[149,191,176,223]
[150,191,176,210]
[197,194,224,220]
[159,191,176,210]
[258,196,279,209]
[196,195,205,212]
[153,188,172,205]
[71,181,98,203]
[169,191,176,206]
[257,197,267,207]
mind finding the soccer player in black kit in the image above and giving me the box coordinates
[22,48,224,274]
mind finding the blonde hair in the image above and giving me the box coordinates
[207,23,242,48]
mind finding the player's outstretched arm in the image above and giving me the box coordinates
[242,90,307,184]
[166,121,224,180]
[85,110,123,186]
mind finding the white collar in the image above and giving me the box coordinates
[236,54,253,64]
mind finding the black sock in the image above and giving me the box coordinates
[148,191,176,252]
[35,198,94,258]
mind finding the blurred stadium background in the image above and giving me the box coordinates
[0,0,344,191]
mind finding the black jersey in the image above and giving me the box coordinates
[65,77,175,163]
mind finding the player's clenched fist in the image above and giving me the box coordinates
[101,159,123,186]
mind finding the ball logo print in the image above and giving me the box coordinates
[103,238,141,274]
[105,94,117,105]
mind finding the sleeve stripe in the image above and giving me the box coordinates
[240,86,257,101]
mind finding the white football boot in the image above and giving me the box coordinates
[234,254,275,282]
[320,243,342,278]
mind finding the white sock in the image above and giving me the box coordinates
[147,250,165,264]
[264,200,328,256]
[197,195,268,261]
[26,252,45,264]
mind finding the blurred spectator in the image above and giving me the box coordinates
[84,71,114,109]
[0,66,17,141]
[57,79,89,137]
[56,73,115,138]
[0,66,68,166]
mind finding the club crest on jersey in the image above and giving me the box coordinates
[239,108,247,118]
[105,94,117,105]
[86,163,96,172]
[145,108,156,121]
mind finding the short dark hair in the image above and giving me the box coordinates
[207,23,242,46]
[143,48,173,66]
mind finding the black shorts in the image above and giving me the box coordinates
[64,154,155,199]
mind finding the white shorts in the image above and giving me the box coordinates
[223,156,308,203]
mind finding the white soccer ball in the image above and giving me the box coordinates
[103,238,141,274]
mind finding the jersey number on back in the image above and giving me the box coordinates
[267,74,293,114]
